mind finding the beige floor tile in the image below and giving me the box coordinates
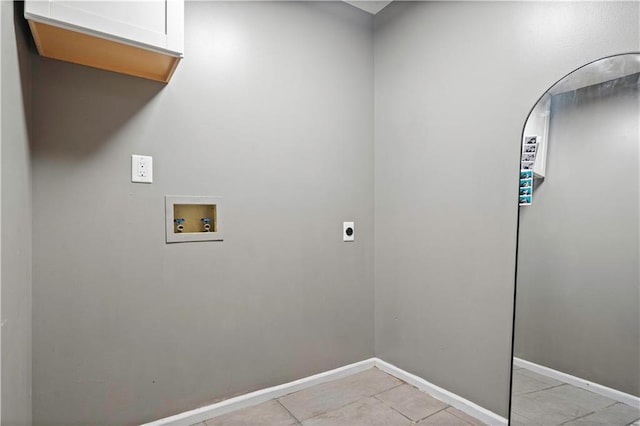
[418,409,472,425]
[509,412,541,426]
[513,369,563,387]
[302,396,411,426]
[375,383,447,421]
[279,368,401,420]
[512,367,638,426]
[562,402,640,426]
[512,386,594,425]
[537,385,616,412]
[512,371,558,395]
[445,407,487,426]
[204,400,298,426]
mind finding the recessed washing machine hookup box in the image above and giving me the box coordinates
[165,196,223,243]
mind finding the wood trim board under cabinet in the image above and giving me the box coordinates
[28,20,180,83]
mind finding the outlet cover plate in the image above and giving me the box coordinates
[132,154,153,183]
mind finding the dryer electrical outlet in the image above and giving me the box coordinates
[132,154,153,183]
[343,222,355,242]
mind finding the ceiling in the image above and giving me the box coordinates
[339,4,638,92]
[343,1,393,14]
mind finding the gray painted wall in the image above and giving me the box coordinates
[373,1,640,417]
[515,74,639,396]
[31,2,374,424]
[1,1,33,424]
[23,1,640,423]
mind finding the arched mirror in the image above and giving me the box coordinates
[510,54,640,426]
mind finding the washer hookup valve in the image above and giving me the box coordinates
[174,218,185,233]
[201,217,212,232]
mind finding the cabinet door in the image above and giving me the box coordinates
[25,0,183,55]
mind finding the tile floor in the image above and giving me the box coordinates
[511,365,640,426]
[192,367,487,426]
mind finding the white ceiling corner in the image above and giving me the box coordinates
[343,1,393,15]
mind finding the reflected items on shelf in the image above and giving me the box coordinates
[519,136,538,206]
[519,169,533,206]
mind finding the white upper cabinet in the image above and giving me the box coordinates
[25,0,184,82]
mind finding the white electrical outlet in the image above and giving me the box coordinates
[132,154,153,183]
[343,221,354,242]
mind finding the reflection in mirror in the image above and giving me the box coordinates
[510,54,640,426]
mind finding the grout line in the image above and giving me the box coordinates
[372,394,383,402]
[514,383,566,397]
[373,375,482,425]
[373,391,476,425]
[510,410,535,423]
[372,381,405,396]
[371,385,417,423]
[297,397,366,423]
[276,399,302,424]
[278,368,408,424]
[445,406,484,426]
[418,406,450,422]
[558,410,597,425]
[371,377,474,424]
[382,402,414,422]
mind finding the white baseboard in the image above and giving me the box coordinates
[513,357,640,408]
[374,358,508,426]
[142,357,508,426]
[141,358,376,426]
